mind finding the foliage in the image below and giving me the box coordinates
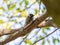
[0,0,60,45]
[24,39,32,45]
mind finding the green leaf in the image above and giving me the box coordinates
[16,8,20,12]
[4,0,8,3]
[34,9,39,14]
[57,39,60,42]
[24,0,29,7]
[0,20,4,24]
[53,38,58,44]
[42,28,47,35]
[36,35,43,41]
[36,0,41,4]
[19,1,23,5]
[41,27,50,34]
[41,40,45,45]
[8,3,16,10]
[9,20,14,22]
[24,39,32,45]
[42,26,50,31]
[0,7,5,11]
[44,26,50,30]
[6,23,11,30]
[40,35,44,38]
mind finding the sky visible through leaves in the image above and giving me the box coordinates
[0,0,60,45]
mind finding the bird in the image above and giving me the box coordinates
[25,14,34,25]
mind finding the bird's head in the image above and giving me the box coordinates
[29,14,34,17]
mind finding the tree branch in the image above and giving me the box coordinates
[33,28,59,45]
[0,19,54,36]
[0,1,36,37]
[0,10,48,45]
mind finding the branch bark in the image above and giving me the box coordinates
[0,11,48,45]
[0,19,54,36]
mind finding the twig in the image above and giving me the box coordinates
[19,36,27,45]
[19,33,29,45]
[29,28,41,39]
[20,1,36,12]
[39,0,41,15]
[33,28,59,45]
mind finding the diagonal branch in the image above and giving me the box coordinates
[0,19,54,36]
[0,10,48,45]
[0,19,53,36]
[33,28,59,45]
